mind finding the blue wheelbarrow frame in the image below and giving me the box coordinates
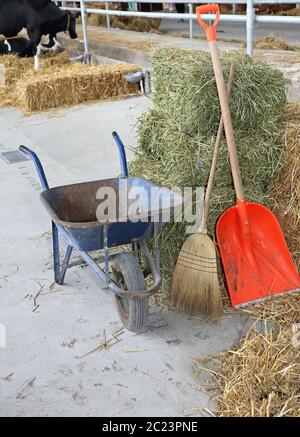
[19,133,181,300]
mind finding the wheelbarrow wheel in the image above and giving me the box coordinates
[111,252,148,333]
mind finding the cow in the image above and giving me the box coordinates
[0,37,35,57]
[0,36,63,57]
[0,0,79,70]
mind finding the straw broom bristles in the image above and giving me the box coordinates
[171,234,221,315]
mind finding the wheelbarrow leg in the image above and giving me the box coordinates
[59,245,73,285]
[52,222,60,284]
[52,222,73,285]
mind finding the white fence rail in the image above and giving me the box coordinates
[55,1,300,57]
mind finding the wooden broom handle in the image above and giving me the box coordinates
[196,4,245,201]
[198,63,236,234]
[209,40,245,201]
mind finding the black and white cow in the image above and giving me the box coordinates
[0,38,35,57]
[0,0,79,70]
[0,36,63,57]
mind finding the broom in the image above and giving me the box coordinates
[170,63,236,315]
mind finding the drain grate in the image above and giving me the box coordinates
[0,150,30,164]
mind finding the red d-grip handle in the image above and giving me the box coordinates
[196,4,220,42]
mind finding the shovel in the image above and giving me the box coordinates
[196,4,300,307]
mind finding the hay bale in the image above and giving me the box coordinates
[0,51,69,86]
[0,64,5,87]
[0,52,71,109]
[267,103,300,269]
[129,47,288,297]
[15,63,140,113]
[0,53,140,113]
[150,48,285,137]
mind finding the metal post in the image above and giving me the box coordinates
[79,0,89,59]
[232,4,237,15]
[105,2,111,29]
[246,0,255,57]
[188,3,193,40]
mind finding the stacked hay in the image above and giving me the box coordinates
[0,53,140,113]
[268,103,300,269]
[130,48,286,295]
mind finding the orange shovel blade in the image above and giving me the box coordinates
[216,202,300,307]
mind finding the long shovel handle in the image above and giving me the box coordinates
[196,5,245,202]
[198,63,236,233]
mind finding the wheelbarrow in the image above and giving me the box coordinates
[19,133,182,332]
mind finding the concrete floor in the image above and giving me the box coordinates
[160,19,300,45]
[0,96,249,417]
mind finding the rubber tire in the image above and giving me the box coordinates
[111,252,148,332]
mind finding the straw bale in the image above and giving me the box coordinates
[15,63,140,113]
[129,48,295,299]
[0,53,140,113]
[267,103,300,269]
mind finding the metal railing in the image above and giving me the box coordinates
[56,1,300,57]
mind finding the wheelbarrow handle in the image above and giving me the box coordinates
[19,145,49,190]
[196,4,220,42]
[112,131,129,178]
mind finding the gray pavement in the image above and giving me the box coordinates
[0,96,249,417]
[160,19,300,45]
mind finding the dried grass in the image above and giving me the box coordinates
[276,7,300,17]
[130,48,288,297]
[0,52,70,108]
[267,103,300,269]
[254,34,290,51]
[16,63,140,113]
[194,323,300,416]
[0,53,140,113]
[194,273,300,416]
[84,2,161,33]
[0,51,69,86]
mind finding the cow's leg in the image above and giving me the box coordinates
[27,31,42,71]
[34,44,43,71]
[52,37,63,53]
